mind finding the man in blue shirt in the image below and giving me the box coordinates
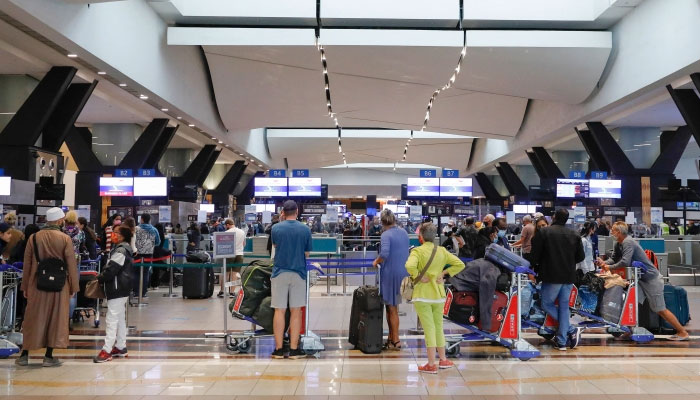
[270,200,312,359]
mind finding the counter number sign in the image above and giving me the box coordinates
[420,169,436,178]
[269,169,286,178]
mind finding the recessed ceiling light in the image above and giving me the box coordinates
[67,54,78,58]
[161,108,169,112]
[218,140,223,144]
[188,124,195,127]
[97,71,106,75]
[119,83,127,87]
[212,137,217,140]
[139,94,148,100]
[176,116,182,120]
[258,164,263,167]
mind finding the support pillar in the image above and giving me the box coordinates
[118,119,169,171]
[42,81,98,152]
[496,162,529,198]
[474,172,504,203]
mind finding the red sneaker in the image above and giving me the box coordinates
[110,347,128,358]
[93,350,112,363]
[418,363,438,374]
[438,359,454,369]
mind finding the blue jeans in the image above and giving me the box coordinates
[540,283,574,346]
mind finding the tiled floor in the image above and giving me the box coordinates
[3,285,700,398]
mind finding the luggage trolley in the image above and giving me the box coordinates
[524,261,654,343]
[443,245,541,361]
[73,256,102,328]
[0,263,22,358]
[226,263,325,357]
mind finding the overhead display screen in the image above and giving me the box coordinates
[407,178,440,197]
[288,177,321,197]
[99,177,133,197]
[556,179,589,199]
[439,178,473,197]
[133,177,168,197]
[0,177,10,196]
[254,177,288,197]
[589,179,622,199]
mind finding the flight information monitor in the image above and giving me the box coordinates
[407,178,440,197]
[0,177,10,196]
[439,177,473,197]
[288,177,321,197]
[589,179,622,199]
[556,179,589,199]
[133,177,168,197]
[99,177,133,196]
[254,177,288,197]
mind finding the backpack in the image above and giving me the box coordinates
[33,234,68,292]
[645,249,659,269]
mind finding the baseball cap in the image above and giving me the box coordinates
[282,200,298,213]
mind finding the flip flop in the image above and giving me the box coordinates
[667,335,690,341]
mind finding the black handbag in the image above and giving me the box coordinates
[33,234,68,292]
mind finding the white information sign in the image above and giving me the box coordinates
[213,232,237,260]
[625,212,636,224]
[650,207,663,224]
[159,205,172,223]
[262,211,272,224]
[197,210,208,223]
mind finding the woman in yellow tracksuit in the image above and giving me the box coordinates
[406,222,465,374]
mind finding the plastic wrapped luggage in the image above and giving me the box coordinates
[349,286,383,353]
[599,285,624,323]
[238,261,274,317]
[662,284,690,329]
[576,285,599,314]
[485,244,530,271]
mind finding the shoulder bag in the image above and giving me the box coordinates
[33,234,68,292]
[85,279,106,299]
[400,244,439,302]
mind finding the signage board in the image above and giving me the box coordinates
[269,169,286,178]
[604,207,626,216]
[114,169,133,177]
[99,177,133,196]
[292,169,309,177]
[197,210,208,223]
[453,205,475,215]
[137,169,156,177]
[159,205,171,223]
[591,171,608,179]
[439,178,473,197]
[407,177,440,197]
[650,207,663,224]
[187,214,197,222]
[419,169,436,178]
[301,204,327,215]
[254,177,287,197]
[213,232,237,259]
[569,170,586,179]
[442,169,459,178]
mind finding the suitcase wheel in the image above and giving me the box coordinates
[94,320,100,328]
[446,345,460,357]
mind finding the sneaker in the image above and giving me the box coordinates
[217,291,225,298]
[43,357,64,367]
[555,342,567,351]
[93,350,113,363]
[110,347,128,358]
[418,363,438,374]
[569,327,584,349]
[288,348,306,359]
[271,348,287,359]
[229,292,236,298]
[438,359,454,369]
[14,354,28,366]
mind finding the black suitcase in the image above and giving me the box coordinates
[356,310,383,354]
[349,286,382,348]
[182,267,215,299]
[639,298,662,333]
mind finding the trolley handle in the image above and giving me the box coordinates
[514,266,537,276]
[630,260,651,273]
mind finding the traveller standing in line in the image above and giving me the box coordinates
[512,215,535,262]
[270,200,312,359]
[494,218,511,250]
[16,207,79,367]
[372,209,409,351]
[101,214,122,256]
[482,214,495,228]
[406,222,465,374]
[596,221,689,341]
[78,217,97,260]
[0,222,23,263]
[577,221,596,274]
[219,219,246,298]
[457,217,478,258]
[134,213,160,298]
[93,226,133,363]
[531,209,585,351]
[472,227,498,259]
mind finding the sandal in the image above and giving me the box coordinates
[382,340,402,351]
[668,334,689,341]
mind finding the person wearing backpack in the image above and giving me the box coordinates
[16,207,79,367]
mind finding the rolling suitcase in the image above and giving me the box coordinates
[182,267,215,299]
[662,284,690,330]
[485,243,530,270]
[447,291,479,325]
[349,286,383,352]
[639,298,661,333]
[356,310,383,354]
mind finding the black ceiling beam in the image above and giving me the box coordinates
[497,162,529,197]
[64,127,103,172]
[214,160,247,194]
[585,122,637,176]
[651,126,693,174]
[667,83,700,145]
[181,144,217,185]
[575,128,611,173]
[237,171,264,205]
[143,125,178,171]
[525,151,548,180]
[531,147,564,179]
[117,118,169,171]
[474,172,504,202]
[42,81,98,152]
[0,66,77,147]
[196,150,221,186]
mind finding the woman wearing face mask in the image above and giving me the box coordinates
[576,221,596,273]
[494,218,510,250]
[472,226,498,259]
[101,214,122,257]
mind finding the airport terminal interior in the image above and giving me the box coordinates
[3,0,700,398]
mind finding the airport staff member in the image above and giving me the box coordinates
[270,200,312,359]
[596,221,689,341]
